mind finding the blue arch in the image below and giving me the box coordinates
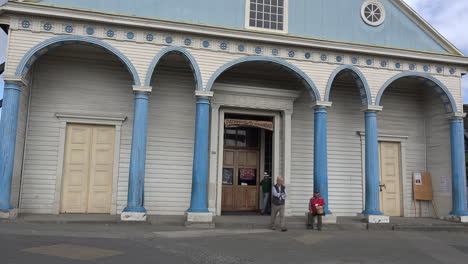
[325,65,372,105]
[145,46,203,90]
[205,56,321,101]
[376,72,458,113]
[16,35,141,85]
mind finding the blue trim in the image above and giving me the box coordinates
[313,107,332,215]
[15,35,141,85]
[0,83,22,210]
[205,56,321,101]
[449,118,468,216]
[324,65,372,105]
[144,46,203,90]
[362,111,383,216]
[376,72,458,113]
[188,98,210,213]
[123,92,150,213]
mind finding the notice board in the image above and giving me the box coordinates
[413,172,433,201]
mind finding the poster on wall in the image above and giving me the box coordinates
[414,173,422,185]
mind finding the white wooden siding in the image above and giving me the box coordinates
[328,82,366,216]
[424,89,451,217]
[290,92,315,215]
[144,66,196,215]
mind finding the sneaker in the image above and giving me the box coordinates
[281,228,288,232]
[271,226,276,230]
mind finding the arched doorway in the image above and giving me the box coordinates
[15,36,139,215]
[145,47,202,215]
[205,56,320,216]
[377,73,459,217]
[325,65,372,216]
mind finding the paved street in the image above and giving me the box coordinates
[2,223,468,264]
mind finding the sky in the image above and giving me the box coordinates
[0,0,467,109]
[403,0,468,102]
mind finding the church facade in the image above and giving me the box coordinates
[0,0,467,223]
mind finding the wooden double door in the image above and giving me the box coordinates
[61,124,115,214]
[222,149,260,211]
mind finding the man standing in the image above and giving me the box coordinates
[307,191,325,231]
[260,172,272,215]
[271,177,287,232]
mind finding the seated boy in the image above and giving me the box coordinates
[307,191,325,230]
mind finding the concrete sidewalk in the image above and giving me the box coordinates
[2,214,468,233]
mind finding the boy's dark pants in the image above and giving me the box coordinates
[307,212,322,230]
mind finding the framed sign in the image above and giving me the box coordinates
[413,172,433,201]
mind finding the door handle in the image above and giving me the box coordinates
[379,184,386,192]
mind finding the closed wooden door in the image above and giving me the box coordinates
[61,124,115,214]
[379,142,402,216]
[222,149,260,211]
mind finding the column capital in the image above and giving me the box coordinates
[361,105,383,112]
[132,85,152,94]
[3,75,27,87]
[450,112,466,120]
[195,90,214,99]
[310,101,332,109]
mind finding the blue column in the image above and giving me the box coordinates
[362,111,383,215]
[188,96,211,213]
[314,107,332,214]
[123,92,150,213]
[449,116,468,216]
[0,83,22,210]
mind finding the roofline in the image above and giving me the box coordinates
[2,1,468,67]
[391,0,463,56]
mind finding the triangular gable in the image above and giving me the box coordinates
[18,0,463,55]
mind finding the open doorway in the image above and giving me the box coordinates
[221,114,274,214]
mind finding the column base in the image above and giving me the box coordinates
[185,212,214,228]
[366,215,390,224]
[323,214,337,224]
[0,209,18,220]
[446,215,468,223]
[120,211,147,222]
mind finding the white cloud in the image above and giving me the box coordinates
[404,0,468,103]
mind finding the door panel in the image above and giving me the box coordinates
[222,149,260,211]
[87,126,115,213]
[61,124,115,214]
[379,142,402,217]
[61,125,92,213]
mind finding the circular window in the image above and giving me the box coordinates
[361,0,386,26]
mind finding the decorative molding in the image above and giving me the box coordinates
[450,112,466,119]
[14,34,141,86]
[195,90,214,98]
[144,46,203,89]
[213,84,299,111]
[5,3,468,65]
[376,72,458,113]
[361,105,383,112]
[2,75,27,86]
[324,65,372,105]
[205,56,320,102]
[8,16,466,79]
[55,113,127,123]
[310,101,333,108]
[133,85,152,93]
